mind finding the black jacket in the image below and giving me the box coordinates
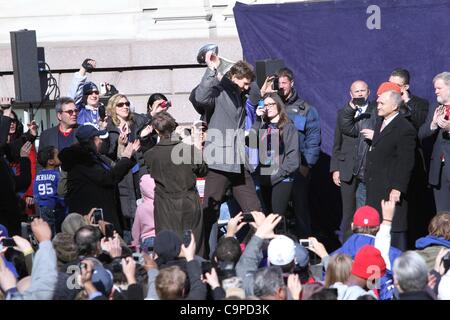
[331,102,377,182]
[0,115,31,235]
[365,114,417,231]
[251,118,300,186]
[59,144,136,233]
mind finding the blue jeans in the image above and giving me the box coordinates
[356,181,367,209]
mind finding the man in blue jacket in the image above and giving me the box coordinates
[276,68,321,238]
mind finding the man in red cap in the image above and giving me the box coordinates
[419,72,450,212]
[338,82,417,251]
[364,83,417,251]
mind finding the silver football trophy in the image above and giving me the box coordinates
[197,43,235,77]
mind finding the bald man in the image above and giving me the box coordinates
[330,80,377,242]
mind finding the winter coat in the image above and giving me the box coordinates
[59,144,136,233]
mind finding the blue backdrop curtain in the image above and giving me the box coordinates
[234,0,450,155]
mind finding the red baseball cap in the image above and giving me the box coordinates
[377,82,401,96]
[353,206,380,227]
[352,245,386,280]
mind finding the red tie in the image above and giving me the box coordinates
[445,105,450,119]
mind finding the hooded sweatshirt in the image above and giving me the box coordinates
[131,175,156,248]
[415,236,450,270]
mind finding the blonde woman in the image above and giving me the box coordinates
[104,94,150,223]
[324,253,353,287]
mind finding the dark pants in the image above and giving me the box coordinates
[203,168,262,257]
[433,179,450,212]
[340,176,367,242]
[261,180,293,234]
[292,170,312,238]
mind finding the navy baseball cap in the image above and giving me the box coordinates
[76,124,108,142]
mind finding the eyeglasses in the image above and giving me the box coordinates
[264,102,277,108]
[61,109,79,116]
[116,102,130,108]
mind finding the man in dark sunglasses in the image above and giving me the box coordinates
[67,58,104,128]
[38,97,79,161]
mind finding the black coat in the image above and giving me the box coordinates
[143,138,208,257]
[331,102,377,182]
[419,104,450,187]
[103,113,150,218]
[0,116,31,235]
[365,114,417,232]
[59,144,136,233]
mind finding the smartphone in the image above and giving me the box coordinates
[352,97,366,107]
[93,208,104,224]
[1,238,17,248]
[183,230,192,247]
[241,212,254,223]
[257,99,265,109]
[105,224,114,238]
[201,261,213,275]
[299,239,311,248]
[272,77,279,91]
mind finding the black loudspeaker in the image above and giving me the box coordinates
[255,59,285,88]
[10,30,44,103]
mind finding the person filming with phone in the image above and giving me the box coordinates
[330,80,377,242]
[59,124,140,234]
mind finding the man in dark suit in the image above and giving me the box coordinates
[389,68,433,248]
[330,80,377,242]
[364,82,417,250]
[38,97,78,154]
[419,72,450,212]
[389,68,429,131]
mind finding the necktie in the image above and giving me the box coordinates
[445,105,450,119]
[355,107,363,118]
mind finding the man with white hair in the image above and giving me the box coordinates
[393,251,434,300]
[419,72,450,212]
[364,83,417,251]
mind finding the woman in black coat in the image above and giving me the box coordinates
[59,124,140,234]
[252,93,300,217]
[143,112,208,257]
[103,94,150,222]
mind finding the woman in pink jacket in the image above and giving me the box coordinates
[132,174,156,252]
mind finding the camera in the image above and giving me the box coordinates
[443,251,450,274]
[201,261,213,275]
[299,239,311,248]
[272,77,279,91]
[1,238,17,248]
[160,100,171,109]
[93,208,104,224]
[105,224,115,238]
[241,212,254,223]
[132,252,144,265]
[183,230,192,247]
[99,82,107,95]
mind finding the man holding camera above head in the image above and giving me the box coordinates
[331,80,377,242]
[262,68,321,239]
[190,51,262,257]
[68,58,105,129]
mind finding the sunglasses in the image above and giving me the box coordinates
[87,90,100,95]
[61,109,79,116]
[116,102,130,108]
